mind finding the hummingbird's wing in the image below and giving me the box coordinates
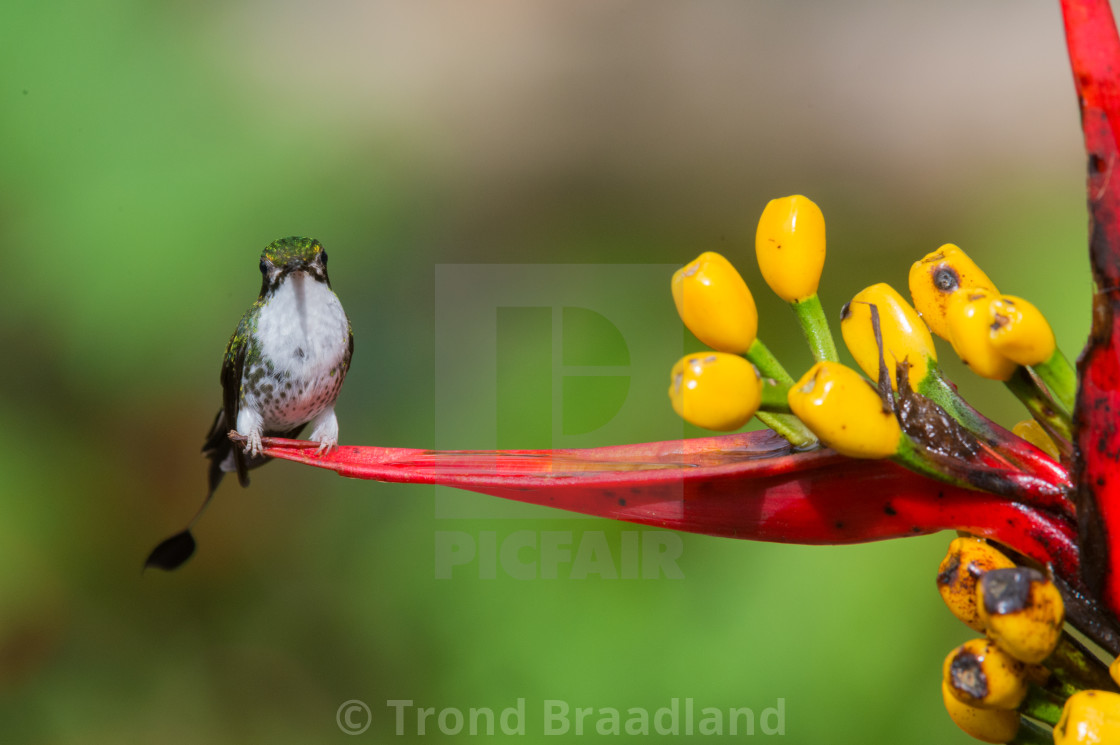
[201,407,230,491]
[220,332,250,487]
[346,321,354,371]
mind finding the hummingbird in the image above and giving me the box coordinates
[145,237,354,571]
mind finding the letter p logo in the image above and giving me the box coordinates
[434,264,684,518]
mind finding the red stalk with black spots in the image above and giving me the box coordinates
[1064,0,1120,623]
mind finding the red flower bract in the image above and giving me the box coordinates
[247,432,1080,595]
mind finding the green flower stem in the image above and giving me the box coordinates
[1010,717,1056,744]
[789,293,839,363]
[1005,366,1074,444]
[916,362,991,433]
[1042,632,1119,699]
[746,339,817,449]
[894,436,968,488]
[1033,348,1077,415]
[745,338,794,384]
[755,411,817,449]
[759,380,792,413]
[1019,683,1065,727]
[916,362,1073,471]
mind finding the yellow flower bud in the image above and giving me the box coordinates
[787,361,900,458]
[840,283,937,391]
[671,252,758,354]
[1012,419,1061,461]
[937,537,1016,632]
[943,638,1028,710]
[941,680,1020,743]
[976,568,1064,664]
[946,289,1018,381]
[669,353,762,431]
[754,195,826,303]
[909,243,999,340]
[988,295,1057,367]
[1054,690,1120,745]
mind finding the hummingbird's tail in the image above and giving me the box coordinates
[144,528,198,571]
[144,475,219,571]
[144,409,234,571]
[144,410,304,571]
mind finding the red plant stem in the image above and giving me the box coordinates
[1062,0,1120,620]
[250,431,1082,590]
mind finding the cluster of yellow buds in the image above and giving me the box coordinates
[666,193,1097,743]
[910,245,1074,416]
[936,537,1120,743]
[667,194,1073,472]
[671,195,868,452]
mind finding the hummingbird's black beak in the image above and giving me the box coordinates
[282,259,326,283]
[279,262,316,282]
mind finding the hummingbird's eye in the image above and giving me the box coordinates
[259,258,270,274]
[320,250,328,265]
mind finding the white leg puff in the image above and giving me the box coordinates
[308,407,340,453]
[236,407,266,457]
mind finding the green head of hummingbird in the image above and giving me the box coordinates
[146,237,354,571]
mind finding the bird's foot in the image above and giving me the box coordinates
[237,429,263,457]
[309,409,340,454]
[312,433,338,454]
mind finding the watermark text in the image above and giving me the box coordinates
[434,529,684,580]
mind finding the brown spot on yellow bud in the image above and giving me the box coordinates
[981,568,1041,616]
[949,650,988,700]
[933,265,959,292]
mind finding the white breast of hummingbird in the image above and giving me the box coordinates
[244,271,351,432]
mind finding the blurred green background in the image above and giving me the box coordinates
[0,1,1093,742]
